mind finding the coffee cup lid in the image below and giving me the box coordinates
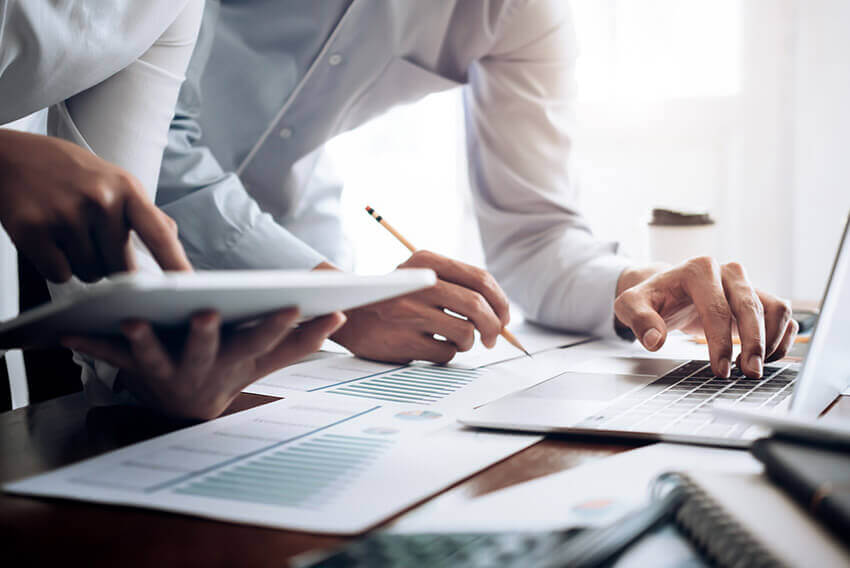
[649,208,715,226]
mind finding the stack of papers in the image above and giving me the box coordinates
[4,393,538,534]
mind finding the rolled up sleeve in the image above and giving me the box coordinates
[465,0,633,339]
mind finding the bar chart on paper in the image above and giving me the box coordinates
[326,366,484,404]
[175,433,395,510]
[5,395,540,533]
[244,357,489,406]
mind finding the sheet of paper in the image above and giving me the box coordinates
[247,317,591,404]
[450,321,590,369]
[387,442,762,534]
[246,356,569,414]
[320,318,590,369]
[4,393,539,534]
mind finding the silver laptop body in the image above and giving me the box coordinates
[460,217,850,448]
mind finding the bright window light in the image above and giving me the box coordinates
[573,0,741,101]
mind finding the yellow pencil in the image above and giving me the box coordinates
[365,205,531,357]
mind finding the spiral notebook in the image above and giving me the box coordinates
[653,471,850,568]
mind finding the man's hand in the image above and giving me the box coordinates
[614,257,798,379]
[323,250,511,364]
[0,130,191,283]
[62,309,346,420]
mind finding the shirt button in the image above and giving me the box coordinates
[328,53,343,66]
[278,127,292,139]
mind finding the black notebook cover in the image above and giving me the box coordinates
[751,437,850,543]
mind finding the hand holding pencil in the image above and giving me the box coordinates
[364,205,529,357]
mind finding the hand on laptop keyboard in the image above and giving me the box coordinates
[614,258,799,379]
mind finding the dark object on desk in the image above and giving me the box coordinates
[296,488,684,568]
[792,309,818,334]
[0,354,10,411]
[751,437,850,542]
[18,255,82,403]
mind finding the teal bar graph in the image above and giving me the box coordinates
[327,366,483,404]
[175,433,394,509]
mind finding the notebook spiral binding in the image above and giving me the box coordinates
[652,472,787,568]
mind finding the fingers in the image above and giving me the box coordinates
[255,312,347,378]
[680,258,734,377]
[61,335,135,369]
[721,263,765,378]
[18,235,72,283]
[766,318,798,363]
[121,320,176,380]
[416,337,458,365]
[429,310,477,352]
[219,308,300,366]
[403,250,511,326]
[125,191,192,272]
[423,280,502,347]
[93,199,132,275]
[613,287,668,351]
[54,215,105,283]
[179,311,221,378]
[760,292,793,361]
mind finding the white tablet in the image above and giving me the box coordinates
[0,269,436,348]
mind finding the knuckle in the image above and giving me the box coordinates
[774,299,792,320]
[723,261,747,278]
[434,347,456,365]
[409,249,434,266]
[686,255,718,276]
[468,294,492,324]
[615,288,640,311]
[789,318,800,335]
[115,171,144,195]
[87,181,116,210]
[458,322,475,351]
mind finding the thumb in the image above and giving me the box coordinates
[613,288,669,351]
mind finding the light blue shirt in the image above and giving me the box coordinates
[158,0,634,338]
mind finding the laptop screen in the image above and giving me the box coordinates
[790,215,850,416]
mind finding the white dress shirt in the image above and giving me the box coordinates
[158,0,633,344]
[0,0,204,403]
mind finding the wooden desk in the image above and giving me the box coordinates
[1,392,846,567]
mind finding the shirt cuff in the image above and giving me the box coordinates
[218,215,326,270]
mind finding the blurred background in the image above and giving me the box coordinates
[329,0,850,305]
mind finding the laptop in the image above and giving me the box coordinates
[460,216,850,448]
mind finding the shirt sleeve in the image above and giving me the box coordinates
[0,0,190,124]
[155,1,326,271]
[44,0,204,402]
[464,0,633,339]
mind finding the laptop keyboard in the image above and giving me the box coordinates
[577,360,798,439]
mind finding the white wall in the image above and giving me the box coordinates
[791,0,850,301]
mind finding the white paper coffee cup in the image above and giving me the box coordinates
[648,209,717,265]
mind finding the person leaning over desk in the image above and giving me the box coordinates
[0,0,345,418]
[65,0,800,396]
